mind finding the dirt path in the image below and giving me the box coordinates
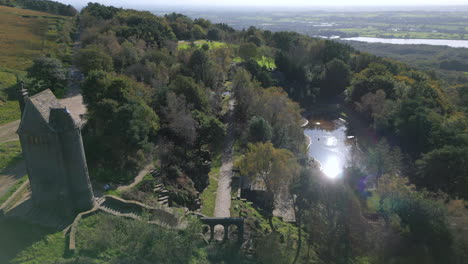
[0,161,26,198]
[0,120,20,144]
[116,164,154,193]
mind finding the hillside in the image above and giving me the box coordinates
[0,5,74,124]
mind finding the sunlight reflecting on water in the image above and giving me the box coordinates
[304,118,352,180]
[322,156,341,179]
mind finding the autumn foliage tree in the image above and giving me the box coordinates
[237,142,299,229]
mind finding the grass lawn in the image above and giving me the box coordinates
[0,68,21,125]
[0,141,22,170]
[0,100,20,125]
[233,56,276,70]
[200,166,220,216]
[233,57,244,63]
[178,39,228,50]
[256,56,276,70]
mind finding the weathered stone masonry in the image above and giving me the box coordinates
[17,89,94,218]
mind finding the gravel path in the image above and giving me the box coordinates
[213,99,235,239]
[214,99,235,218]
[214,159,233,218]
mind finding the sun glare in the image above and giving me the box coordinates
[322,156,341,179]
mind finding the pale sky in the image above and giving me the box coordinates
[58,0,468,8]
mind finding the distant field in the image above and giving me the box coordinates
[173,9,468,40]
[0,5,73,124]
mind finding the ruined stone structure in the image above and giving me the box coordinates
[201,217,244,241]
[17,88,94,218]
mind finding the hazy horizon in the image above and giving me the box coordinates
[57,0,468,10]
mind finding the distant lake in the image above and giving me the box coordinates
[343,37,468,48]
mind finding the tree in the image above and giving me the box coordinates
[115,41,140,72]
[74,46,113,74]
[366,138,402,184]
[193,110,226,149]
[236,142,299,229]
[243,59,275,88]
[239,42,258,60]
[319,58,351,99]
[416,145,468,199]
[255,87,305,152]
[247,116,272,143]
[192,24,206,39]
[355,89,387,122]
[290,166,321,264]
[377,174,453,262]
[207,28,222,40]
[27,56,67,95]
[232,69,259,121]
[187,49,209,83]
[169,75,208,111]
[82,71,159,181]
[163,92,198,145]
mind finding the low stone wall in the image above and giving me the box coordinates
[68,207,100,251]
[102,195,184,228]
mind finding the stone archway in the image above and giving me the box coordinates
[200,217,244,242]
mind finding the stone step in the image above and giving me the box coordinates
[158,196,169,202]
[153,187,164,192]
[155,183,163,188]
[96,197,106,205]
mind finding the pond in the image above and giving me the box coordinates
[342,37,468,48]
[304,117,356,179]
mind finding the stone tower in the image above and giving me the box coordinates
[17,89,94,217]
